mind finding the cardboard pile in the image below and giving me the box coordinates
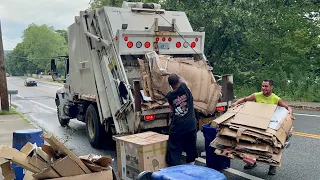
[138,51,221,115]
[0,133,114,180]
[115,131,168,180]
[211,102,294,166]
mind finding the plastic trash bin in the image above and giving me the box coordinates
[149,165,226,180]
[202,124,230,171]
[12,129,44,180]
[12,129,44,150]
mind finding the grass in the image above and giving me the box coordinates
[235,84,320,102]
[44,78,63,84]
[0,104,31,123]
[0,110,19,115]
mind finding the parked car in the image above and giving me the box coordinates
[6,73,10,77]
[24,78,37,86]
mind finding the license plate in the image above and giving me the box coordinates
[158,43,170,50]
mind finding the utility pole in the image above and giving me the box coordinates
[0,20,9,111]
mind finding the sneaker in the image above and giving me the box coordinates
[268,166,277,175]
[244,163,257,169]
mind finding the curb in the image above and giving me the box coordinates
[37,80,63,87]
[289,105,320,111]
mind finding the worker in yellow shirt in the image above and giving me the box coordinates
[231,79,294,175]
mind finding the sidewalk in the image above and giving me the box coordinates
[37,78,63,86]
[0,114,36,179]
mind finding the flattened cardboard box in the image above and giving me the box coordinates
[213,102,293,147]
[144,52,221,115]
[23,169,114,180]
[0,146,40,173]
[115,132,168,180]
[41,133,91,174]
[231,102,277,130]
[51,155,85,177]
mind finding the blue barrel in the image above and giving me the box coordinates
[202,124,230,171]
[150,165,226,180]
[11,164,25,180]
[12,129,44,150]
[12,129,44,180]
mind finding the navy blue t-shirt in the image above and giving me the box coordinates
[166,83,197,135]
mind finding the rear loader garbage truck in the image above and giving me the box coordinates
[51,1,234,148]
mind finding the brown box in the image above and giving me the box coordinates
[52,155,85,177]
[115,132,168,180]
[28,154,46,170]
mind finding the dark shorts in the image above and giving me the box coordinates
[166,130,198,166]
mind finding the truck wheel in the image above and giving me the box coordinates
[57,108,70,127]
[85,104,104,148]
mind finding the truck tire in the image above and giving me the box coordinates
[57,108,70,127]
[85,104,104,148]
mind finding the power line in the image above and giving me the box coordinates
[6,54,52,60]
[2,37,21,44]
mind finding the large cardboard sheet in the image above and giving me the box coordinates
[232,102,277,130]
[144,52,221,115]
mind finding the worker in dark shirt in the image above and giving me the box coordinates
[163,73,198,166]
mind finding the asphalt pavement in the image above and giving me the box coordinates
[7,76,320,180]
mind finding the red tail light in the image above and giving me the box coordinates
[156,37,160,42]
[217,106,225,112]
[191,42,196,48]
[144,115,155,121]
[168,37,172,42]
[162,37,166,42]
[195,37,199,42]
[124,36,128,41]
[176,42,181,48]
[127,41,133,48]
[145,41,151,48]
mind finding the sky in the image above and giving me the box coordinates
[0,0,90,50]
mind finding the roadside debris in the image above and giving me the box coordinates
[0,133,115,180]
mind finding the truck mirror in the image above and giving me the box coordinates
[51,58,57,73]
[122,24,128,30]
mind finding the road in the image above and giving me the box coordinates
[7,76,320,180]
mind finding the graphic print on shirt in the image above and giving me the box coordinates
[173,94,188,117]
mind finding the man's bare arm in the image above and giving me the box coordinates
[231,94,255,107]
[278,99,295,119]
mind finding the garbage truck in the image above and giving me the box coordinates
[51,1,234,148]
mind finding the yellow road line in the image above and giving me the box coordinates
[292,131,320,139]
[14,82,51,95]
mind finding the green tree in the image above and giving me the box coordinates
[56,30,68,43]
[5,24,68,75]
[21,24,68,72]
